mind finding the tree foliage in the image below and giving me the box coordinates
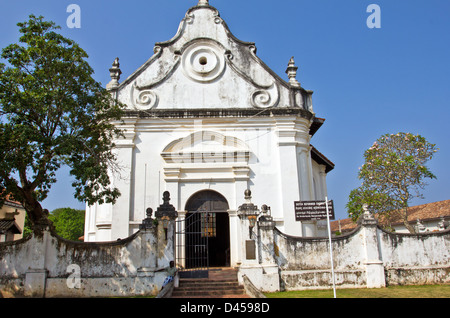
[48,208,85,241]
[0,15,123,228]
[346,132,438,233]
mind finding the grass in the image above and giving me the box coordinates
[264,284,450,298]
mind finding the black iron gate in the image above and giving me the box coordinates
[176,211,210,278]
[176,190,230,278]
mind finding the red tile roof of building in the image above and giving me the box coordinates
[330,200,450,232]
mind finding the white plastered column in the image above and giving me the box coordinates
[275,117,314,236]
[276,117,302,236]
[110,118,137,240]
[297,141,316,237]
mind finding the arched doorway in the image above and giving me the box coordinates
[184,190,230,269]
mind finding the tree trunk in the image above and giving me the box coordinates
[22,191,51,233]
[402,207,416,234]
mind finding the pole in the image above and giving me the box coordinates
[325,196,337,298]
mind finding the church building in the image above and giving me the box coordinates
[84,0,334,269]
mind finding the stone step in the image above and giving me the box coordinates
[172,267,250,298]
[172,282,245,295]
[172,286,245,294]
[179,280,240,286]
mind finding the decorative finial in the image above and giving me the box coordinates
[155,191,178,219]
[260,204,273,222]
[140,207,155,230]
[146,208,153,219]
[106,57,122,90]
[198,0,209,6]
[362,204,372,218]
[416,218,426,233]
[286,56,301,87]
[163,191,170,204]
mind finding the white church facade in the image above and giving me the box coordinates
[84,0,334,268]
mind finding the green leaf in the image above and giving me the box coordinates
[347,132,438,233]
[0,15,124,227]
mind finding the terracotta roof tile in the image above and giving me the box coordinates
[330,200,450,232]
[330,217,357,232]
[1,193,22,206]
[377,200,450,225]
[0,219,22,234]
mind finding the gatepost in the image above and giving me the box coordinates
[154,191,178,286]
[137,191,178,292]
[237,190,280,292]
[137,207,158,279]
[237,190,260,267]
[359,205,386,288]
[257,204,281,292]
[24,218,52,298]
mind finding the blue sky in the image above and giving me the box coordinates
[1,0,449,221]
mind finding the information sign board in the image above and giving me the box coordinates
[294,200,335,221]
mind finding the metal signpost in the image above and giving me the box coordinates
[325,197,337,298]
[294,198,337,298]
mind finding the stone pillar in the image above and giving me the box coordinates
[360,205,386,288]
[237,190,260,267]
[416,219,426,233]
[24,222,52,297]
[24,268,48,298]
[237,190,270,292]
[257,205,280,292]
[137,193,178,292]
[137,208,158,278]
[155,191,178,269]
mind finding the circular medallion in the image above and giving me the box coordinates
[182,42,225,83]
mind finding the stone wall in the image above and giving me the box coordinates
[0,215,176,298]
[269,210,450,292]
[379,228,450,285]
[274,227,367,290]
[2,203,449,297]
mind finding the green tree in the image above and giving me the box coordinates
[346,132,438,233]
[0,15,123,230]
[22,213,33,238]
[48,208,85,241]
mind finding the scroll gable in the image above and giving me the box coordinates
[114,5,312,112]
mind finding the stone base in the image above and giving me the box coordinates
[365,261,386,288]
[238,264,280,293]
[24,269,48,298]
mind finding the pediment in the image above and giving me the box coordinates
[114,4,313,113]
[161,131,250,163]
